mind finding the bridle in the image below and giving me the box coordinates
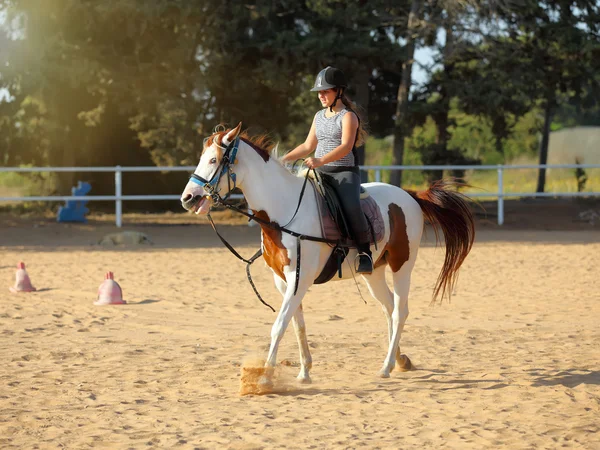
[188,136,240,203]
[187,136,322,238]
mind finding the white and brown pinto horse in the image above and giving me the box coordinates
[181,123,475,384]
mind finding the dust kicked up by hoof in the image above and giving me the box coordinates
[240,361,276,395]
[239,358,299,396]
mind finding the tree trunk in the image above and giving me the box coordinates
[536,101,554,193]
[390,0,422,187]
[495,136,504,157]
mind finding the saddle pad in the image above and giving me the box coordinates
[312,181,385,245]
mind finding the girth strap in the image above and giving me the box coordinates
[295,237,301,295]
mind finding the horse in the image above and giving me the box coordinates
[181,122,475,385]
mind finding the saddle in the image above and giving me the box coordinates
[306,171,385,284]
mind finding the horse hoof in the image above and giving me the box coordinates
[258,376,273,389]
[397,354,414,372]
[378,369,391,378]
[297,374,312,384]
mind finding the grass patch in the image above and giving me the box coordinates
[0,171,59,214]
[0,171,57,197]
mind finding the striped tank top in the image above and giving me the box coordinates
[314,108,356,167]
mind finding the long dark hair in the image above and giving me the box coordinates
[338,90,368,147]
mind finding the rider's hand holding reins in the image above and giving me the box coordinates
[305,157,325,169]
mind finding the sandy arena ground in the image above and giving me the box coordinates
[0,211,599,449]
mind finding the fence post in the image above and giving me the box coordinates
[497,165,504,225]
[115,166,123,228]
[375,169,381,183]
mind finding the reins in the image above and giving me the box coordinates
[206,165,340,310]
[191,139,364,311]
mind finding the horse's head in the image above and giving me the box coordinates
[181,123,243,214]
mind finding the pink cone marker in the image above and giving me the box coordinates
[9,262,37,293]
[94,272,126,305]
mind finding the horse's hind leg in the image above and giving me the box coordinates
[379,263,414,378]
[362,266,411,372]
[362,266,393,341]
[274,276,312,383]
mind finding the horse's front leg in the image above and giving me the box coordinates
[274,277,312,383]
[261,276,310,387]
[291,304,312,383]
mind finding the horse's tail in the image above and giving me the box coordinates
[407,179,475,303]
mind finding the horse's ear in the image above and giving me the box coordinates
[223,122,242,145]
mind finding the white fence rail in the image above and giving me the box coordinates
[1,164,599,227]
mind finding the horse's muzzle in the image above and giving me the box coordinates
[181,194,202,211]
[182,194,212,215]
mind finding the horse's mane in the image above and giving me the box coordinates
[204,127,293,172]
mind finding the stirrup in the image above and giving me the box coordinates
[354,252,373,274]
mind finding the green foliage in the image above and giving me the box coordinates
[130,98,198,167]
[450,107,543,164]
[364,102,548,187]
[0,0,599,206]
[0,0,402,172]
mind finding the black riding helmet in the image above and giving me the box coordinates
[310,66,347,91]
[310,66,348,112]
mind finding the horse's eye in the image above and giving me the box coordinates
[209,157,217,164]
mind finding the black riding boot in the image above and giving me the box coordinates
[356,243,373,274]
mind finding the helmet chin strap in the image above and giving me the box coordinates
[329,88,344,112]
